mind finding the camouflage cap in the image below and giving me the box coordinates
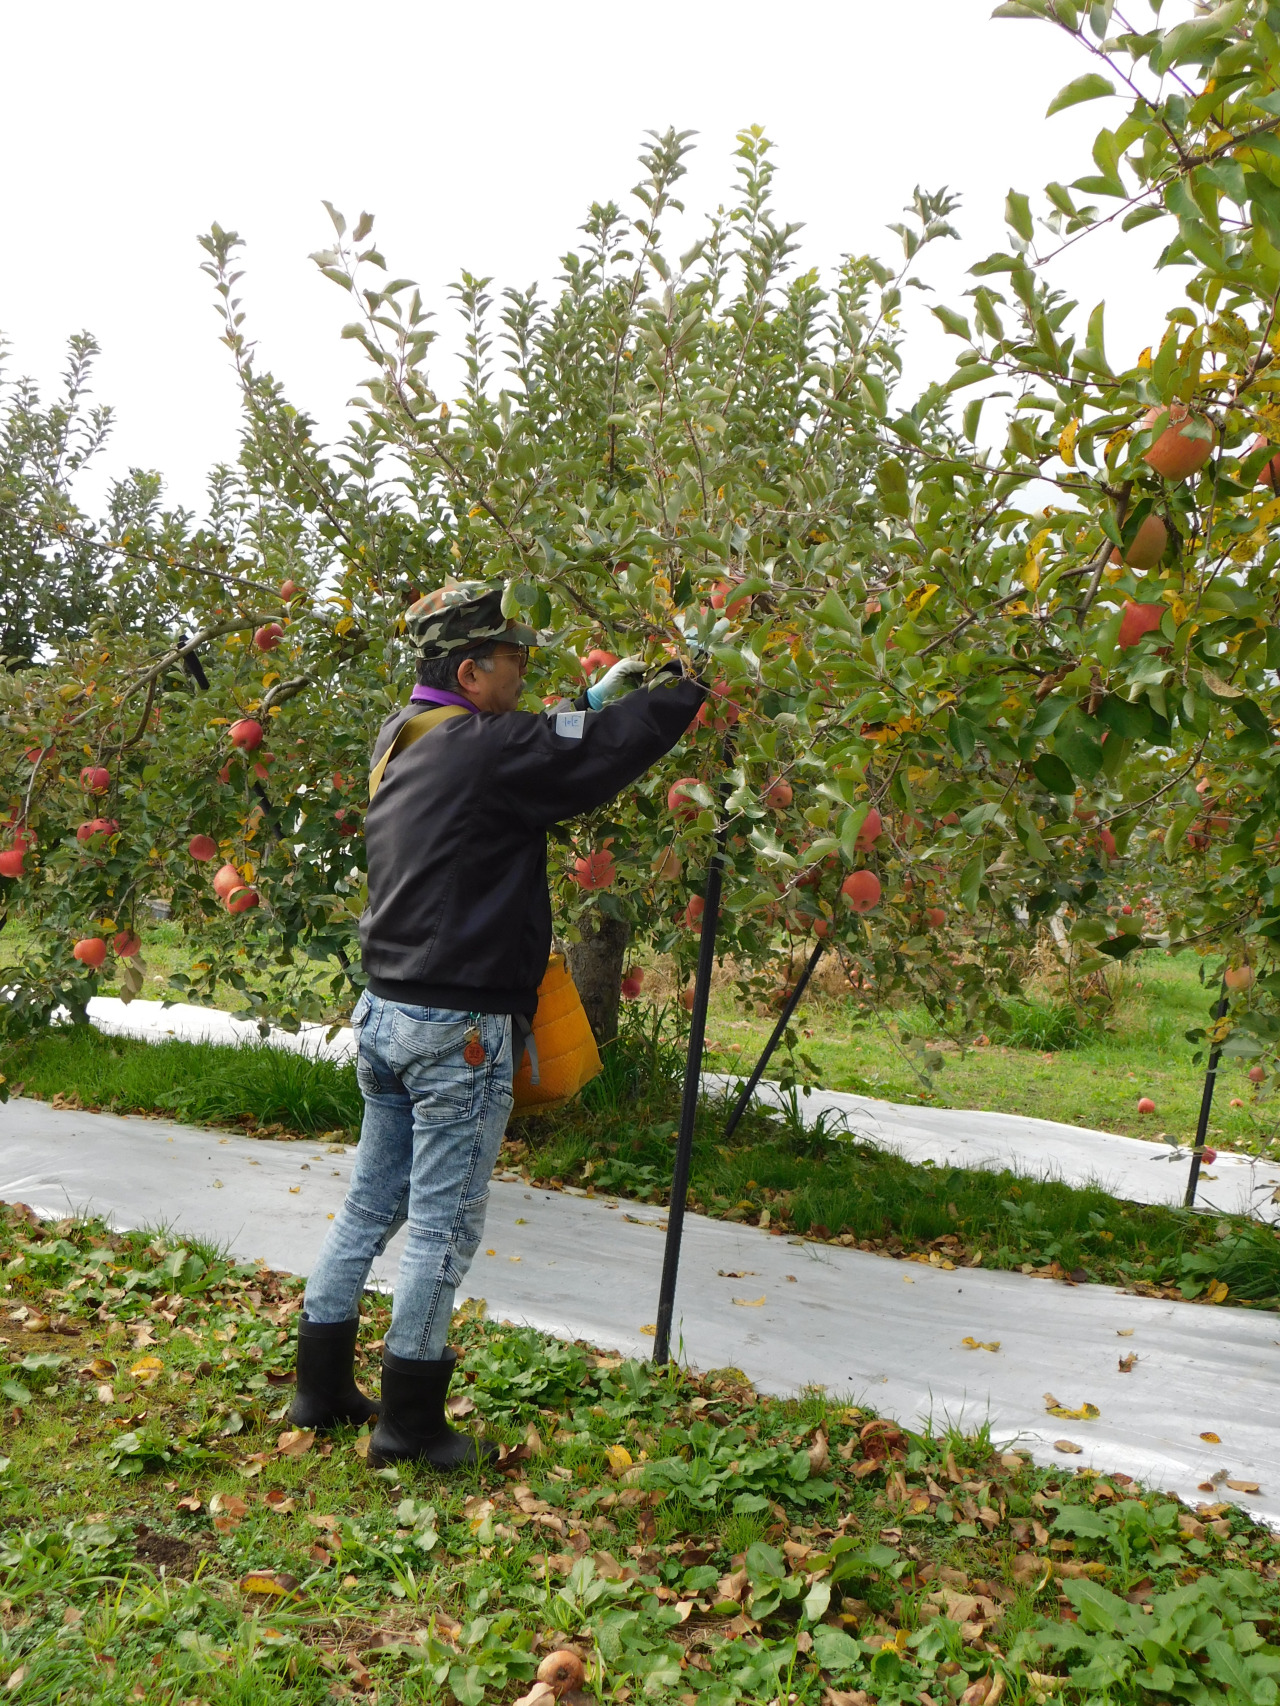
[404,580,540,661]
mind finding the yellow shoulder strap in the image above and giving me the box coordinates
[368,705,470,800]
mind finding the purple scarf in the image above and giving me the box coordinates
[410,685,476,714]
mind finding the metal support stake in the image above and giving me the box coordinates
[653,757,731,1366]
[723,937,826,1141]
[1185,985,1229,1209]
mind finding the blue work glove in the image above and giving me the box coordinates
[585,656,647,710]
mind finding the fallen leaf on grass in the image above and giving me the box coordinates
[209,1492,248,1533]
[5,1666,26,1691]
[240,1571,298,1596]
[807,1432,829,1474]
[310,1545,332,1565]
[239,1453,272,1478]
[1206,1279,1229,1304]
[1118,1354,1138,1373]
[263,1491,296,1513]
[276,1428,314,1458]
[605,1445,633,1475]
[95,1383,114,1404]
[1044,1394,1099,1420]
[1200,1432,1221,1444]
[307,1513,339,1532]
[513,1685,557,1706]
[176,1494,202,1513]
[1054,1440,1083,1454]
[731,1295,766,1308]
[21,1313,49,1335]
[1226,1479,1261,1494]
[352,1435,371,1460]
[961,1337,1000,1352]
[446,1392,476,1420]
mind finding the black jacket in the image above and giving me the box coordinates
[359,673,705,1017]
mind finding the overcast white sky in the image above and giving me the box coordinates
[1,0,1191,514]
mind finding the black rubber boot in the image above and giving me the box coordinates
[366,1347,499,1471]
[287,1315,379,1431]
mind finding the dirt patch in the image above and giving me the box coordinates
[133,1525,212,1576]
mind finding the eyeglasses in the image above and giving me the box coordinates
[491,642,529,668]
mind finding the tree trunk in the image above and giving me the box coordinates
[567,913,631,1047]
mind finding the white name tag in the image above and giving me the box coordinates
[555,711,586,741]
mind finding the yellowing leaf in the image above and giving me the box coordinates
[605,1445,633,1474]
[130,1356,163,1383]
[1207,1279,1229,1303]
[1058,418,1079,467]
[1226,1478,1261,1493]
[1054,1439,1083,1454]
[276,1429,314,1459]
[732,1295,767,1308]
[905,582,941,616]
[240,1571,298,1596]
[1200,1432,1221,1444]
[639,1324,657,1336]
[1044,1393,1099,1420]
[962,1337,1001,1353]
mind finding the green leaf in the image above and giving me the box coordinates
[877,459,910,518]
[959,853,985,914]
[1046,73,1116,118]
[931,305,972,340]
[813,590,859,633]
[1033,753,1075,795]
[1005,191,1034,242]
[1156,0,1247,69]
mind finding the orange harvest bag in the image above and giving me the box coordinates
[512,954,602,1115]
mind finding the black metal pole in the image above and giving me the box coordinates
[723,937,826,1140]
[1185,986,1229,1209]
[653,765,732,1365]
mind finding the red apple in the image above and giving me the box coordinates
[0,850,25,878]
[1136,1096,1156,1114]
[1249,1065,1266,1084]
[80,766,110,793]
[229,719,263,752]
[938,811,960,826]
[254,622,284,652]
[668,778,702,821]
[72,937,107,969]
[1121,513,1169,570]
[76,818,118,843]
[280,578,303,601]
[621,970,645,1001]
[1250,434,1280,489]
[572,849,616,891]
[1118,602,1166,649]
[696,690,741,732]
[684,895,705,930]
[8,827,35,853]
[925,907,947,929]
[113,930,142,958]
[855,808,883,852]
[1200,1146,1218,1163]
[841,870,882,913]
[710,580,751,619]
[763,777,793,811]
[1100,827,1117,859]
[680,982,696,1012]
[1142,402,1215,480]
[213,863,244,900]
[227,886,260,914]
[1121,903,1133,915]
[188,835,218,862]
[579,649,619,677]
[1225,964,1255,991]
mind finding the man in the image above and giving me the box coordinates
[289,579,705,1469]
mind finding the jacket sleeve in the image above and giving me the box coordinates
[498,674,706,829]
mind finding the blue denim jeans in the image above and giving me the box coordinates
[303,992,514,1360]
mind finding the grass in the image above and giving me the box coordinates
[7,1027,360,1141]
[10,998,1280,1313]
[1,1200,1278,1706]
[701,952,1278,1154]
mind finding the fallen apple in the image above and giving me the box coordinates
[1136,1096,1156,1114]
